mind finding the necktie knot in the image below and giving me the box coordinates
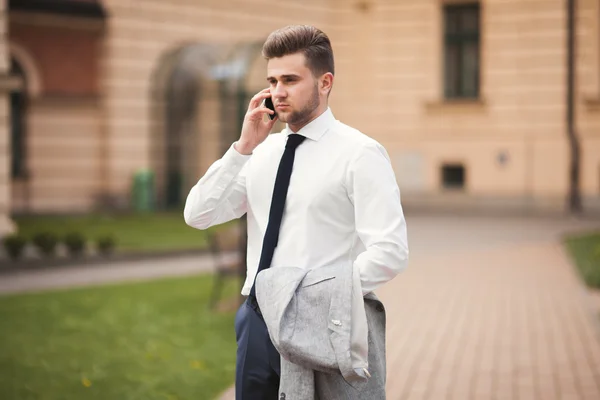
[286,134,306,150]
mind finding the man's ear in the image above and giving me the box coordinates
[320,72,334,95]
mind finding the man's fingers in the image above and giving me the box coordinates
[267,115,278,127]
[248,89,272,110]
[248,106,274,119]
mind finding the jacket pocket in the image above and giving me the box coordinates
[300,264,341,287]
[301,275,335,288]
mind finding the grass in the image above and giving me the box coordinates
[13,212,238,254]
[565,231,600,289]
[0,274,241,400]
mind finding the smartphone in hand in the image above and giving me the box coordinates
[264,97,277,120]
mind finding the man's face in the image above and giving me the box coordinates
[266,53,321,127]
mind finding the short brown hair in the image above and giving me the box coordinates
[262,25,334,77]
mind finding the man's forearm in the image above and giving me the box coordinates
[183,143,250,229]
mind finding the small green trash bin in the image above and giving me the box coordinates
[131,169,155,212]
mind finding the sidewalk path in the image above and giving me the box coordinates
[379,215,600,400]
[0,252,238,295]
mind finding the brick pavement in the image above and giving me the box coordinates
[378,242,600,400]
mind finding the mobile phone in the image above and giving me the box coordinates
[264,97,276,120]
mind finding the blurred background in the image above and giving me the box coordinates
[0,0,600,399]
[0,0,599,221]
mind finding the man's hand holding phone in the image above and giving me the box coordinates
[235,89,277,155]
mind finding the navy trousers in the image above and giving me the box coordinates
[234,298,281,400]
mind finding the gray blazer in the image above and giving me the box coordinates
[255,264,387,399]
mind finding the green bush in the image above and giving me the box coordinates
[32,232,59,257]
[96,235,116,256]
[2,234,27,260]
[64,232,86,257]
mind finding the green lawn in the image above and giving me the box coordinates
[0,274,241,400]
[565,231,600,288]
[13,212,238,254]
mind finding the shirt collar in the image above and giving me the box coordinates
[285,107,336,142]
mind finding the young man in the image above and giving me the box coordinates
[184,25,408,399]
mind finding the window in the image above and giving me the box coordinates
[10,58,27,179]
[441,164,466,189]
[443,3,481,99]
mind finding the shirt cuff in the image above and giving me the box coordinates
[225,142,252,168]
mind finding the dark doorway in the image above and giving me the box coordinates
[10,57,27,180]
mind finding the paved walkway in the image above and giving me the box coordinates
[2,215,599,400]
[0,252,238,295]
[378,215,600,400]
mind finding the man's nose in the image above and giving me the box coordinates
[271,83,287,99]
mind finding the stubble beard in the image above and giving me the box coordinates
[280,84,320,127]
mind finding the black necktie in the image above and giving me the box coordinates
[249,133,306,302]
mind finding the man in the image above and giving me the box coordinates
[184,25,408,399]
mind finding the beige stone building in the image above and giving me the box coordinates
[0,0,598,233]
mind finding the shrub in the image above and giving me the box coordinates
[64,232,86,257]
[96,235,116,256]
[32,232,59,257]
[2,234,27,260]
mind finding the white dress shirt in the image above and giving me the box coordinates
[184,108,409,296]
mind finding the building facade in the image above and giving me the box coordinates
[0,0,598,234]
